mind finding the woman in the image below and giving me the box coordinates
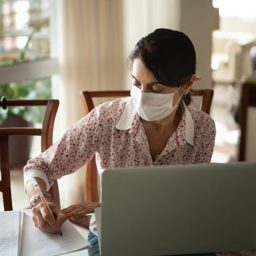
[24,28,216,256]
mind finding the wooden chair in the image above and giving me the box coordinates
[80,90,130,203]
[190,89,214,114]
[0,97,60,210]
[80,88,214,203]
[238,80,256,161]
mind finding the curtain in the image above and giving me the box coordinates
[53,0,214,207]
[54,0,125,207]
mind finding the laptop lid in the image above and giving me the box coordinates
[100,162,256,256]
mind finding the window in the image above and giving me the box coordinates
[0,0,58,125]
[0,0,51,65]
[0,0,58,85]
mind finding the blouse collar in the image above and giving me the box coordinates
[115,97,194,145]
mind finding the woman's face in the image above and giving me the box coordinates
[131,58,183,106]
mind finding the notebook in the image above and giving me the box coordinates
[99,161,256,256]
[0,210,88,256]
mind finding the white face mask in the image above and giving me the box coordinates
[130,85,181,121]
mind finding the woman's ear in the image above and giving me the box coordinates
[183,74,200,95]
[182,83,192,95]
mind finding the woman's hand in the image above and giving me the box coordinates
[61,202,100,220]
[32,201,66,234]
[32,201,99,233]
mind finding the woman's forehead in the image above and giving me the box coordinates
[132,58,157,84]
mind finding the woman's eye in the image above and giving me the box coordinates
[152,84,163,92]
[132,79,141,88]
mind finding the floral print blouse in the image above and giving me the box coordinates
[24,97,216,190]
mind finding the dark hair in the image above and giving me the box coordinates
[129,28,196,105]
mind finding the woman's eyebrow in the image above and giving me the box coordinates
[131,74,159,86]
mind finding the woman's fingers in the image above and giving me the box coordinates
[32,204,56,233]
[32,201,100,232]
[61,202,100,219]
[32,201,66,233]
[41,204,60,231]
[61,203,85,215]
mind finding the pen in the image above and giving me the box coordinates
[31,177,62,236]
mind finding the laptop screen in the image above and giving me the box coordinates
[99,162,256,256]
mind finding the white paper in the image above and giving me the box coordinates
[0,210,88,256]
[21,212,88,256]
[0,211,20,256]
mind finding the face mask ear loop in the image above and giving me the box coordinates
[172,87,183,108]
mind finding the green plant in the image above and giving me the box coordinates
[0,78,51,125]
[0,23,52,126]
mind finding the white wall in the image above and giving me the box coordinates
[221,18,256,34]
[123,0,214,89]
[178,0,214,89]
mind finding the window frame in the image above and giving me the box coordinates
[0,57,58,84]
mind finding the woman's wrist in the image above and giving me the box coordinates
[29,192,52,207]
[25,177,49,207]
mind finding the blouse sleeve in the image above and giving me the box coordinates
[23,106,103,187]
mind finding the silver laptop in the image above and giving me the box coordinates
[99,162,256,256]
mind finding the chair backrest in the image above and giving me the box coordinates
[238,80,256,161]
[80,89,214,203]
[0,97,59,210]
[190,89,214,114]
[80,90,130,203]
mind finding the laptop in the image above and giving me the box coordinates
[98,162,256,256]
